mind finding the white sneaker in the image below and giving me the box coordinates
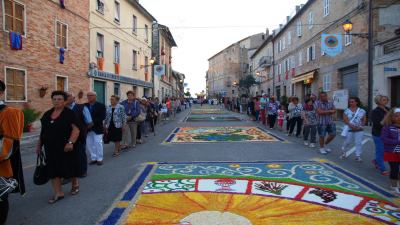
[310,143,316,148]
[304,141,309,146]
[340,152,347,159]
[325,147,332,153]
[355,157,363,163]
[319,148,328,154]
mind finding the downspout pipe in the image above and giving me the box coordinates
[368,0,373,114]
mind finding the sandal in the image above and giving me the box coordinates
[71,186,79,195]
[48,195,64,204]
[112,152,120,157]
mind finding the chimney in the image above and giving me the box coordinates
[266,28,269,36]
[279,24,283,29]
[262,34,265,40]
[300,4,305,8]
[295,5,300,13]
[286,16,290,23]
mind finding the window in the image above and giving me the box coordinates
[114,1,120,22]
[308,12,314,29]
[96,0,104,13]
[132,50,137,70]
[324,0,330,17]
[96,33,104,58]
[55,21,68,49]
[114,41,120,64]
[298,51,303,66]
[4,0,25,35]
[5,67,26,101]
[307,44,316,62]
[132,15,137,34]
[144,24,149,42]
[278,63,282,75]
[114,83,120,96]
[345,33,352,46]
[56,75,68,91]
[282,37,286,50]
[297,20,302,37]
[291,55,296,69]
[288,31,292,45]
[323,74,331,91]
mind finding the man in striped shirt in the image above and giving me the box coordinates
[315,92,337,154]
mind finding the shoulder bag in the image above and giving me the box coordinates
[341,108,361,137]
[33,150,49,185]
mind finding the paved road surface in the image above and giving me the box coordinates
[7,105,391,225]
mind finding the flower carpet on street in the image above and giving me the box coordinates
[164,127,282,143]
[100,161,400,225]
[185,115,242,122]
[190,109,227,114]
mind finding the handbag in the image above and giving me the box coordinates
[341,108,361,137]
[33,150,49,185]
[103,130,110,144]
[135,112,146,122]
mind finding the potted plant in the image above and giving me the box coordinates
[22,104,41,132]
[39,85,49,98]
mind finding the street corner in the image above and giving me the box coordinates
[163,126,282,144]
[99,161,400,225]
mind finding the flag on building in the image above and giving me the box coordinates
[154,64,165,77]
[321,34,342,57]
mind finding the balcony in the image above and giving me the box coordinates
[258,56,272,68]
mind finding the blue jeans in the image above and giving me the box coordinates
[373,135,386,172]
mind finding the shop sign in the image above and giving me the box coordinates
[333,89,349,110]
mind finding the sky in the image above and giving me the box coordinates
[140,0,308,96]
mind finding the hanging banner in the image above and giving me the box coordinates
[154,64,165,77]
[321,34,342,57]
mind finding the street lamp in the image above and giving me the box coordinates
[342,19,369,38]
[149,57,155,65]
[342,19,353,33]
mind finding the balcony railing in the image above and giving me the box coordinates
[258,56,272,68]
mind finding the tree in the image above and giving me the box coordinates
[239,75,258,95]
[184,91,191,97]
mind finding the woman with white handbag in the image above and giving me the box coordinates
[340,97,367,162]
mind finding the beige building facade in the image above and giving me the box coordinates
[153,24,177,99]
[88,0,154,104]
[207,33,265,99]
[271,0,370,107]
[250,34,274,97]
[372,0,400,108]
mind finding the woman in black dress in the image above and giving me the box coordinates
[105,95,126,156]
[36,91,80,204]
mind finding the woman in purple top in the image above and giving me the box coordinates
[381,108,400,194]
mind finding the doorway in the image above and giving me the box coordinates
[391,76,400,107]
[341,65,358,97]
[93,80,106,104]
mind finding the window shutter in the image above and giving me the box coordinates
[307,47,310,62]
[312,44,316,60]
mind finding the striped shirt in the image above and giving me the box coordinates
[314,100,335,125]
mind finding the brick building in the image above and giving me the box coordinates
[0,0,90,113]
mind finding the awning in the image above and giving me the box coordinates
[292,71,316,83]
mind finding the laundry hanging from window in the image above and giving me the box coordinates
[9,32,22,50]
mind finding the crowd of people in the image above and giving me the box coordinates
[219,92,400,193]
[0,82,189,224]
